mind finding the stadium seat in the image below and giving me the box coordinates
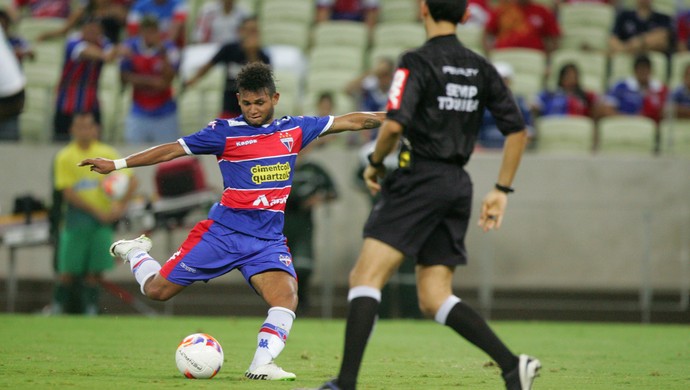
[311,21,368,50]
[177,87,222,136]
[274,91,299,118]
[373,22,425,50]
[456,24,484,55]
[609,52,668,87]
[19,86,54,143]
[490,48,546,98]
[490,48,546,81]
[548,49,607,94]
[559,27,609,52]
[16,17,65,41]
[659,119,690,157]
[535,115,595,154]
[265,45,308,77]
[559,3,615,33]
[305,69,357,96]
[597,115,658,154]
[669,52,690,90]
[618,0,677,14]
[303,91,355,116]
[308,46,365,74]
[259,0,315,26]
[261,21,310,51]
[367,45,405,69]
[237,0,258,13]
[23,42,63,88]
[379,0,419,24]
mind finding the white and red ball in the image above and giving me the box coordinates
[101,172,130,200]
[175,333,224,379]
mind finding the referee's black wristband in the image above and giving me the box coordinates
[367,153,385,168]
[495,183,515,194]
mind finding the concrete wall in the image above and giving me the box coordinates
[1,143,689,292]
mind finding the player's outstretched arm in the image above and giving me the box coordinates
[79,141,187,174]
[322,112,386,135]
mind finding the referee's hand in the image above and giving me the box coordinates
[363,164,385,196]
[478,189,507,232]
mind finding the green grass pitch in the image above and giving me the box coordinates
[1,315,688,389]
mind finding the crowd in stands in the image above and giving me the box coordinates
[1,0,690,155]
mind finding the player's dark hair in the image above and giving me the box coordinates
[237,62,276,95]
[426,0,467,24]
[0,9,10,24]
[140,15,159,30]
[633,54,652,70]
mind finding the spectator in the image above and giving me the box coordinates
[670,64,690,119]
[465,0,491,28]
[0,19,24,141]
[345,56,394,144]
[0,8,33,63]
[478,62,533,149]
[602,54,668,123]
[37,0,128,44]
[120,16,181,144]
[126,0,187,47]
[52,112,136,315]
[315,91,335,117]
[533,63,600,119]
[283,150,338,316]
[53,17,116,142]
[184,16,269,119]
[483,0,560,54]
[676,9,690,52]
[13,0,71,18]
[608,0,672,55]
[316,0,379,31]
[192,0,249,44]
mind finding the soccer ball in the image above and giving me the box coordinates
[101,172,130,200]
[175,333,224,379]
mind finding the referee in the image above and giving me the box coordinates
[319,1,540,389]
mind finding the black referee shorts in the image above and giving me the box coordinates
[363,160,473,266]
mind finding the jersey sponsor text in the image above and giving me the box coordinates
[387,68,410,110]
[438,83,479,112]
[251,162,291,184]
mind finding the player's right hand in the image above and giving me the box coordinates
[363,164,385,196]
[78,158,115,175]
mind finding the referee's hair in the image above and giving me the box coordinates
[236,62,276,96]
[426,0,467,24]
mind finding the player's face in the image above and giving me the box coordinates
[237,89,279,126]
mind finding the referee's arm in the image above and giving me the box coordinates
[362,119,403,195]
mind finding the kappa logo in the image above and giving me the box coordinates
[236,139,257,147]
[279,132,294,152]
[279,254,292,267]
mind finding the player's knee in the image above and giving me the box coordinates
[417,299,438,318]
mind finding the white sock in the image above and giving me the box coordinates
[434,295,462,325]
[128,249,161,295]
[249,307,295,371]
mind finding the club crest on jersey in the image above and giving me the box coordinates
[279,254,292,267]
[279,132,294,152]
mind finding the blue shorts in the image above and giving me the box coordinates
[159,220,296,288]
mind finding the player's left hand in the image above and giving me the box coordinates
[78,158,115,175]
[363,164,386,196]
[478,189,508,232]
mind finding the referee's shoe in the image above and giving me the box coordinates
[503,354,541,390]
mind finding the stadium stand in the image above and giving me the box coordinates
[609,51,669,86]
[659,118,690,157]
[373,22,425,49]
[261,20,311,51]
[456,24,483,54]
[367,44,405,69]
[670,52,690,89]
[559,2,615,32]
[379,0,419,24]
[311,20,368,50]
[309,46,365,74]
[259,0,315,26]
[491,48,546,98]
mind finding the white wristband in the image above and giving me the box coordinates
[113,158,127,170]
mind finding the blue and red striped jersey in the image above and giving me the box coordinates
[179,115,334,239]
[56,33,112,114]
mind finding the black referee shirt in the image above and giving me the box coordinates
[386,34,525,166]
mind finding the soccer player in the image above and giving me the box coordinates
[79,62,384,381]
[318,1,540,389]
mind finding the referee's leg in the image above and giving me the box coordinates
[417,264,520,384]
[335,238,405,390]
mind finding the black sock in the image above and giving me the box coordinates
[444,301,518,373]
[337,296,380,390]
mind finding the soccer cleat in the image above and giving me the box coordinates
[317,378,341,389]
[503,354,541,390]
[109,234,152,262]
[244,362,296,381]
